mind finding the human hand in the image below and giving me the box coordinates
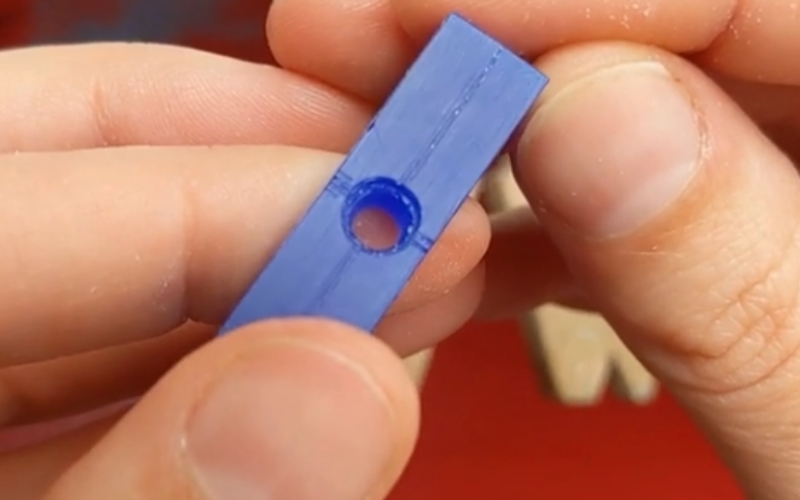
[267,0,800,498]
[0,42,491,499]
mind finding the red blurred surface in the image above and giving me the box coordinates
[389,320,743,500]
[0,3,31,47]
[0,0,274,63]
[0,0,27,17]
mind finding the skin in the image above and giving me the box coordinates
[1,0,800,498]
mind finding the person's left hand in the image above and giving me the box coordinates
[0,42,491,499]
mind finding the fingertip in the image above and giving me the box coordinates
[204,319,422,500]
[379,264,485,356]
[267,0,417,101]
[390,0,444,41]
[192,319,420,500]
[512,41,793,244]
[213,318,421,423]
[45,317,419,500]
[395,197,489,311]
[516,49,707,238]
[266,0,332,70]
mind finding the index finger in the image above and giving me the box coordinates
[0,145,489,367]
[0,43,373,152]
[392,0,800,85]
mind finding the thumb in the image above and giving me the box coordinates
[42,319,417,500]
[515,42,800,498]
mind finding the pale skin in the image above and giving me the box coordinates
[0,0,798,498]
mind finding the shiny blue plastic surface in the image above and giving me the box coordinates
[220,13,548,334]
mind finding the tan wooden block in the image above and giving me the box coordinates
[522,305,658,406]
[482,155,526,213]
[403,348,435,390]
[470,178,485,200]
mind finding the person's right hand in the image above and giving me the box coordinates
[267,1,800,498]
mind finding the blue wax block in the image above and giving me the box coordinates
[220,13,548,335]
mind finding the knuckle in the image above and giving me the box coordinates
[682,223,800,396]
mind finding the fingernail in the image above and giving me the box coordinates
[186,339,395,500]
[517,61,702,237]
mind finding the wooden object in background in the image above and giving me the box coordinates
[526,304,658,405]
[403,349,435,389]
[482,158,658,405]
